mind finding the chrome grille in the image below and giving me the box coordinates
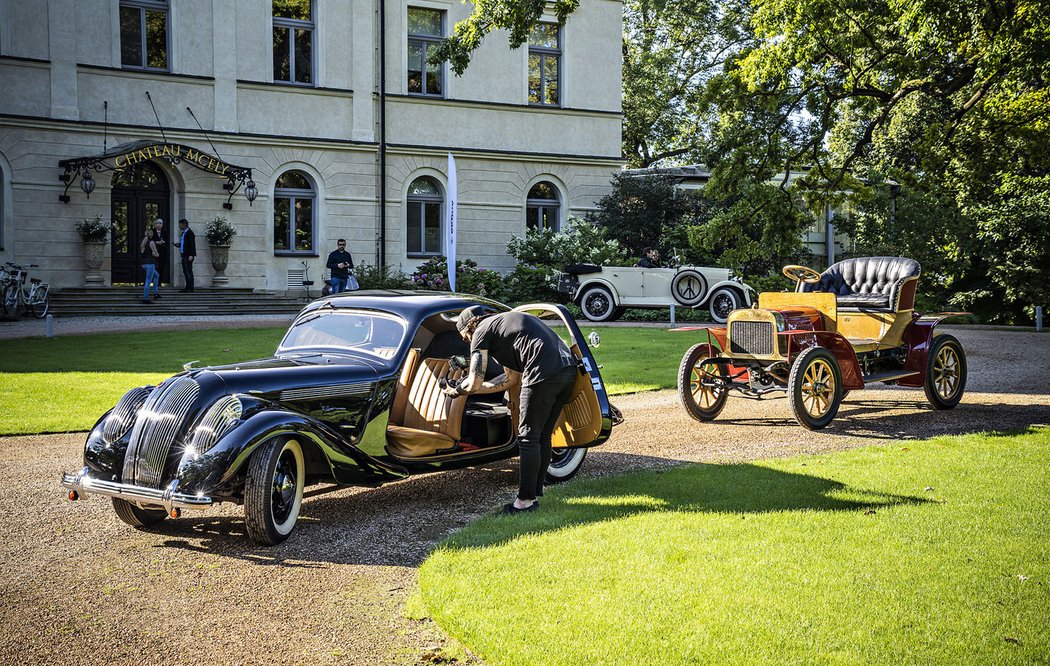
[103,387,152,442]
[123,376,200,488]
[279,382,374,401]
[730,320,775,356]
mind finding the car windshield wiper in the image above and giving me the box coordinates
[292,301,334,327]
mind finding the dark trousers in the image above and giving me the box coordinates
[181,257,194,291]
[516,365,578,501]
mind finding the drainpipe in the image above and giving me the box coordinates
[377,0,387,268]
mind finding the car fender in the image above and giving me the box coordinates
[574,277,621,306]
[782,330,865,390]
[175,398,407,496]
[895,312,969,387]
[705,280,754,306]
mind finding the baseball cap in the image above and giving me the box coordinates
[455,305,488,332]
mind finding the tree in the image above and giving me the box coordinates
[431,0,580,75]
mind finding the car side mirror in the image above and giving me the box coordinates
[587,331,600,348]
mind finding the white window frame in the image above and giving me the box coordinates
[119,0,171,72]
[406,176,444,257]
[525,181,562,232]
[406,6,446,98]
[527,22,562,107]
[272,0,316,86]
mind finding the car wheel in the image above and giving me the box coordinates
[708,288,740,324]
[546,447,587,483]
[245,437,306,546]
[677,343,729,422]
[788,347,843,430]
[924,334,967,409]
[112,497,168,528]
[671,269,708,307]
[579,286,617,322]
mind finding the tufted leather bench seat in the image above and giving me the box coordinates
[802,257,920,311]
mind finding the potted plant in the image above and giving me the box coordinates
[205,216,237,286]
[75,215,110,286]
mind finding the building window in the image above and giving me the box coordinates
[274,170,316,254]
[528,23,560,106]
[407,7,444,96]
[119,0,169,71]
[526,182,561,231]
[273,0,314,85]
[406,176,443,256]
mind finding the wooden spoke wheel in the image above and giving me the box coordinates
[678,343,729,422]
[924,334,967,409]
[788,347,842,430]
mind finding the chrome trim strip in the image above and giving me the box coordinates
[62,467,212,511]
[279,382,374,401]
[102,387,151,442]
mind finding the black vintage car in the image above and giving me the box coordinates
[62,292,617,545]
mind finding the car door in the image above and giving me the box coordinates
[512,303,616,449]
[641,267,676,306]
[604,267,645,304]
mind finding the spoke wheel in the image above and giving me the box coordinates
[245,437,306,546]
[923,334,967,409]
[29,286,49,319]
[580,286,617,322]
[546,447,587,483]
[678,343,729,422]
[2,284,23,318]
[788,347,842,430]
[708,288,740,324]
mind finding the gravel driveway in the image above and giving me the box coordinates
[1,328,1047,664]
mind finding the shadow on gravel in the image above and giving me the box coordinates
[143,451,934,567]
[708,400,1050,440]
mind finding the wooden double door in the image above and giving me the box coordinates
[110,162,171,285]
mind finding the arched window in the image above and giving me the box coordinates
[406,176,443,256]
[526,181,560,231]
[274,170,316,254]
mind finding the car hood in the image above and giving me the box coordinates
[191,354,382,398]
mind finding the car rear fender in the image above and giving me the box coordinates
[705,280,754,306]
[782,330,865,390]
[574,277,621,306]
[895,312,969,387]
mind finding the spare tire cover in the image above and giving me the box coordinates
[671,269,708,307]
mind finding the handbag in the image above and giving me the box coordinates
[346,273,360,291]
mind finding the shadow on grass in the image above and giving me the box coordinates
[147,452,931,566]
[706,400,1050,440]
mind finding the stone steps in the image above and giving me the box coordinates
[50,287,310,317]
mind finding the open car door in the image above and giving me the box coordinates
[511,303,616,449]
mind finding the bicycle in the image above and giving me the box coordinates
[2,262,50,319]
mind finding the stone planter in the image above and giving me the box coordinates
[83,241,106,285]
[210,244,230,286]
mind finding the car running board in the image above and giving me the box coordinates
[862,370,920,384]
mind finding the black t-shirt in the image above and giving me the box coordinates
[470,312,576,387]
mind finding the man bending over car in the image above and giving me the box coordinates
[445,306,578,514]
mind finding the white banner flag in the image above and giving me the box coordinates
[446,152,458,292]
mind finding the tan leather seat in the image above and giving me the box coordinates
[387,349,468,457]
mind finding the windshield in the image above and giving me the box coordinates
[278,310,407,359]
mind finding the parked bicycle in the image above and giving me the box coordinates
[2,262,50,319]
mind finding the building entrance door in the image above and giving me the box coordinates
[110,161,171,285]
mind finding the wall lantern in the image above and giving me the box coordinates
[245,180,258,205]
[80,170,96,198]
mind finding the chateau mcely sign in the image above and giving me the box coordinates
[113,142,235,177]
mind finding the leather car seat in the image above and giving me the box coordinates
[386,349,469,457]
[802,256,920,311]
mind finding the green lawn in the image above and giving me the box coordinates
[0,326,697,435]
[419,429,1050,665]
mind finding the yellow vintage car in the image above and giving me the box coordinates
[677,257,968,430]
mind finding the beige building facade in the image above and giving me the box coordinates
[0,0,622,291]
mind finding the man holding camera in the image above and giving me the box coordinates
[326,239,355,293]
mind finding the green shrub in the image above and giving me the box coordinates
[503,264,566,304]
[355,262,413,290]
[506,217,630,269]
[75,215,109,242]
[204,216,237,245]
[410,257,506,300]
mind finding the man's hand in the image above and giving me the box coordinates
[442,382,463,398]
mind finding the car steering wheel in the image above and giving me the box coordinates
[782,265,822,284]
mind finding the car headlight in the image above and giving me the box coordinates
[102,387,152,442]
[188,396,243,458]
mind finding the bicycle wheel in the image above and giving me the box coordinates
[2,284,23,318]
[30,285,50,319]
